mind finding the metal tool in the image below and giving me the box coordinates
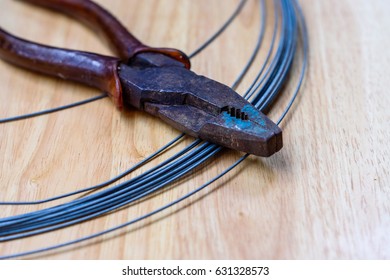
[0,0,282,156]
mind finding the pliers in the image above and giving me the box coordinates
[0,0,282,157]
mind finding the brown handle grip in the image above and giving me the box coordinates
[0,27,124,108]
[18,0,191,68]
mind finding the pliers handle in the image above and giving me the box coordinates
[0,0,190,109]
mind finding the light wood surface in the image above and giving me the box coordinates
[1,0,389,259]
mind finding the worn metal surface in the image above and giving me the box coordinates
[120,55,282,156]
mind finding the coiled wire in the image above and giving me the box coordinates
[0,0,308,259]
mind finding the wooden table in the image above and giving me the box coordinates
[1,0,389,259]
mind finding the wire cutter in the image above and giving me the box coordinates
[0,0,282,157]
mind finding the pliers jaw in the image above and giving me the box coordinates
[198,106,283,157]
[119,54,283,157]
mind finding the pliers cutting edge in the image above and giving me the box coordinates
[0,0,282,157]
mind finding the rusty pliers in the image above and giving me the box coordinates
[0,0,282,157]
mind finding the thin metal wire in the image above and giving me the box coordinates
[0,134,185,205]
[243,0,279,99]
[0,144,220,240]
[0,0,308,259]
[0,155,248,260]
[231,0,266,90]
[276,0,308,125]
[188,0,248,58]
[0,94,107,124]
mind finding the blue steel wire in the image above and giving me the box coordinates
[0,0,308,259]
[257,0,298,109]
[0,141,214,234]
[231,0,266,90]
[0,94,107,124]
[0,140,209,227]
[0,140,205,229]
[246,2,285,102]
[0,134,185,205]
[3,143,219,233]
[255,0,296,110]
[244,0,279,100]
[276,0,308,124]
[0,145,223,240]
[0,139,202,224]
[0,154,248,260]
[251,0,298,108]
[254,1,290,107]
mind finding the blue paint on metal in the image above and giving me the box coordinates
[221,112,266,134]
[242,105,266,126]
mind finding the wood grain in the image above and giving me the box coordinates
[0,0,389,259]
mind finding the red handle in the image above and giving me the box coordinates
[0,0,192,109]
[0,28,124,108]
